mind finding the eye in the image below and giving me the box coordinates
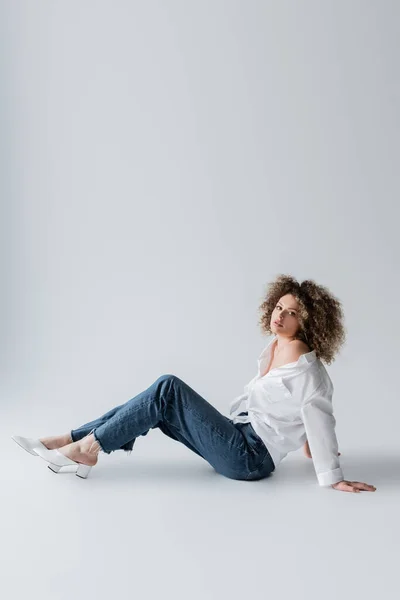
[276,305,296,316]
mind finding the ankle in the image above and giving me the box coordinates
[80,433,101,455]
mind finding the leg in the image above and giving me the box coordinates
[86,373,272,480]
[70,403,135,451]
[39,403,129,450]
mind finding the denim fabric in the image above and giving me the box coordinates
[71,374,275,481]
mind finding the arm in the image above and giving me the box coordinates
[300,380,344,486]
[303,438,340,458]
[282,344,341,463]
[300,382,376,492]
[303,439,312,458]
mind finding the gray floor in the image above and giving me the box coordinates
[3,414,397,600]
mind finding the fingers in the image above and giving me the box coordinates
[341,482,361,492]
[351,481,377,492]
[333,480,377,492]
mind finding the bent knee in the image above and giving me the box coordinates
[155,373,177,384]
[154,374,185,391]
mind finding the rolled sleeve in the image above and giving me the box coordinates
[300,381,344,487]
[317,467,345,487]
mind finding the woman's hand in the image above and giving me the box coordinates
[331,480,377,492]
[303,440,341,459]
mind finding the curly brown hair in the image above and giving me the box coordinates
[257,274,347,365]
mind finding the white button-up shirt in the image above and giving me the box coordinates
[229,335,344,487]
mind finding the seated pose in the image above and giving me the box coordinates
[12,274,376,493]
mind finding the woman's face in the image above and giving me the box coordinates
[270,294,301,339]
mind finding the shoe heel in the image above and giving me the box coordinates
[76,464,92,479]
[48,463,62,473]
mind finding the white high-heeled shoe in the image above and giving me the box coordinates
[15,441,94,479]
[12,435,48,456]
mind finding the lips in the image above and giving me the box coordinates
[274,321,283,327]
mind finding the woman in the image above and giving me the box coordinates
[12,274,376,493]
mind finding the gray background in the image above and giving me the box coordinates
[2,1,399,599]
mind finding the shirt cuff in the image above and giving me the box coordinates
[317,467,344,487]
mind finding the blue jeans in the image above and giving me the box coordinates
[70,374,275,481]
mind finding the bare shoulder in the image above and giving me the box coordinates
[284,339,311,361]
[291,339,311,353]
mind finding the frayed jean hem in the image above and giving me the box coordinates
[92,428,136,455]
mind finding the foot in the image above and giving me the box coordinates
[39,433,73,450]
[57,433,101,467]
